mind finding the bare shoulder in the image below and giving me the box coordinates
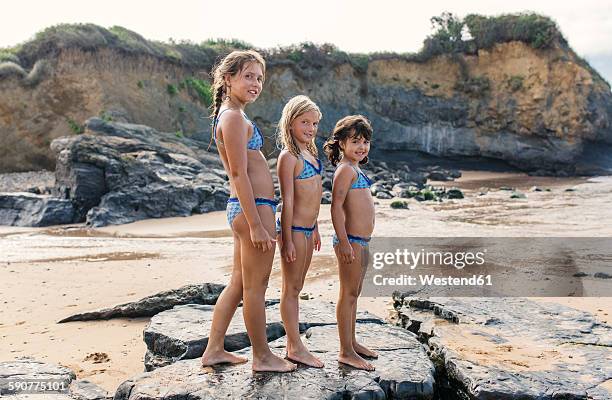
[278,149,298,163]
[334,163,357,180]
[218,108,247,128]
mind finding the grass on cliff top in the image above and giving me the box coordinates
[3,23,252,70]
[1,13,607,88]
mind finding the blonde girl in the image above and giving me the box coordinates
[276,95,324,368]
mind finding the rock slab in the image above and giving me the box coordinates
[117,323,435,400]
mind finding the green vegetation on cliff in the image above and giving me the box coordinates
[0,12,607,87]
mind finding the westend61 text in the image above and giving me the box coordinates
[372,274,493,286]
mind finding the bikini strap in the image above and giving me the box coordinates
[213,108,232,142]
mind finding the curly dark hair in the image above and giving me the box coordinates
[323,115,373,166]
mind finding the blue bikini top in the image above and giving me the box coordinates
[349,165,372,189]
[296,154,323,180]
[213,109,263,150]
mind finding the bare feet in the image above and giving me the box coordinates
[201,349,248,366]
[252,352,297,373]
[286,344,325,368]
[338,351,375,371]
[353,341,378,358]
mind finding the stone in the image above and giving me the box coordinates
[0,192,75,227]
[0,359,110,399]
[322,177,332,191]
[50,118,227,227]
[445,188,464,199]
[116,323,435,400]
[391,295,612,400]
[142,300,383,371]
[376,191,393,199]
[321,190,332,204]
[58,283,225,323]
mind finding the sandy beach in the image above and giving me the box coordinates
[1,170,611,392]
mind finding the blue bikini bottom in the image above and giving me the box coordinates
[226,197,278,228]
[276,218,316,239]
[332,234,371,248]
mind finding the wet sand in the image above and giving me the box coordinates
[0,171,611,391]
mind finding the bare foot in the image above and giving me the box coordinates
[287,345,325,368]
[201,350,248,366]
[338,351,375,371]
[353,341,378,358]
[252,352,297,373]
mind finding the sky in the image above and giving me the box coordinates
[2,1,612,83]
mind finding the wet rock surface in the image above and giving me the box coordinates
[117,322,435,400]
[0,192,75,227]
[50,117,229,227]
[58,283,225,323]
[390,294,612,400]
[143,300,384,371]
[0,120,466,228]
[0,359,110,399]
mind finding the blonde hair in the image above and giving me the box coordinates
[209,50,266,146]
[276,95,322,158]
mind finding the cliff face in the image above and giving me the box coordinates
[253,41,612,174]
[1,23,611,174]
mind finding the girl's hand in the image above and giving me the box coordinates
[339,240,355,264]
[282,241,297,263]
[313,230,321,252]
[250,224,275,252]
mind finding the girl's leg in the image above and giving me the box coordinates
[234,206,296,372]
[336,242,375,371]
[351,245,378,358]
[280,231,324,368]
[201,233,248,365]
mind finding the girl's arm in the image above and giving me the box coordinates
[277,150,298,261]
[313,222,321,251]
[221,111,273,251]
[331,164,357,263]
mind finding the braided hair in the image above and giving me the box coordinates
[208,50,266,149]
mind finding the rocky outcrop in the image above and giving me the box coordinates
[1,18,611,175]
[390,294,612,400]
[143,300,383,371]
[0,119,462,227]
[116,309,435,399]
[50,117,229,227]
[58,283,225,323]
[0,359,110,399]
[0,192,75,226]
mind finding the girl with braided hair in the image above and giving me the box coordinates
[201,50,296,373]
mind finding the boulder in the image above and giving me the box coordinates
[58,283,225,323]
[143,300,383,371]
[50,118,227,227]
[117,324,435,399]
[0,192,75,227]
